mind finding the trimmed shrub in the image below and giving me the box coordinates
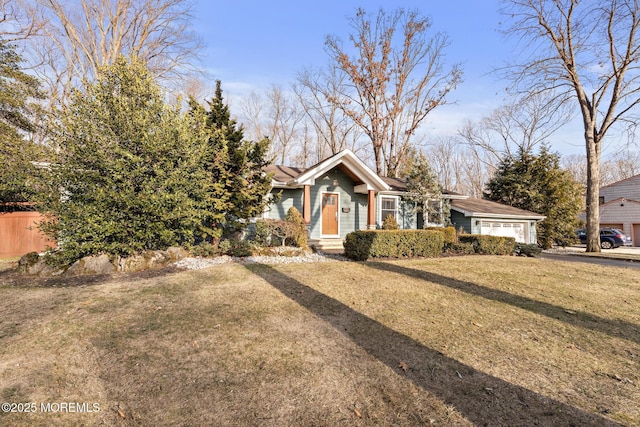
[284,207,307,247]
[444,242,475,255]
[226,239,253,257]
[382,214,399,230]
[458,234,516,255]
[516,243,542,257]
[344,230,444,261]
[425,226,456,244]
[255,209,307,248]
[190,242,222,257]
[254,219,296,246]
[253,220,271,246]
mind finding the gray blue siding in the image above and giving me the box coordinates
[267,167,369,239]
[266,189,303,220]
[451,211,473,234]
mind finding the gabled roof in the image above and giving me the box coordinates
[451,198,545,220]
[600,197,640,207]
[263,165,307,183]
[266,149,390,192]
[600,173,640,190]
[379,176,466,198]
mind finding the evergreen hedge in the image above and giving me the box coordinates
[457,235,516,255]
[344,230,444,261]
[424,226,457,244]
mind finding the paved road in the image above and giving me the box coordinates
[541,252,640,270]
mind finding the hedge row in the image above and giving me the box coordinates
[344,230,444,261]
[424,226,456,244]
[457,234,517,255]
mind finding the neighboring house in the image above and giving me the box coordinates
[263,149,544,249]
[580,173,640,246]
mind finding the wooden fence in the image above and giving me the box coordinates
[0,211,56,258]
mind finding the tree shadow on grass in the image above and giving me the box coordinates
[366,261,640,346]
[246,263,621,427]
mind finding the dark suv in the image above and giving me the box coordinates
[576,228,628,249]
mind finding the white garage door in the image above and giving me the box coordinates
[481,221,527,243]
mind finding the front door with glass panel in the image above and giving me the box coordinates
[322,193,338,235]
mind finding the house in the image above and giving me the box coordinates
[262,149,544,249]
[580,173,640,246]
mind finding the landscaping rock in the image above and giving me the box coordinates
[16,247,192,278]
[166,246,188,262]
[117,249,187,272]
[17,252,64,277]
[64,254,116,276]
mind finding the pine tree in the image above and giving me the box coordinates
[0,40,45,206]
[485,146,583,248]
[405,152,443,227]
[38,57,212,264]
[196,80,272,233]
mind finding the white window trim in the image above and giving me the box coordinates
[378,195,400,228]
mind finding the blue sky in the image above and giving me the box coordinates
[191,1,588,156]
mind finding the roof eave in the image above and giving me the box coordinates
[293,149,390,191]
[451,207,545,220]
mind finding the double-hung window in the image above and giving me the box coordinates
[381,196,398,223]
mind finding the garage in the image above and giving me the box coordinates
[480,221,527,243]
[449,198,546,245]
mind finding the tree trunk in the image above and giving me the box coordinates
[584,131,601,253]
[373,142,383,176]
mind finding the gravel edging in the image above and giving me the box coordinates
[174,252,347,271]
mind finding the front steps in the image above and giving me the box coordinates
[308,238,344,253]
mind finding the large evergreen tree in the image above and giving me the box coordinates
[191,80,272,234]
[484,147,583,248]
[0,40,44,206]
[404,152,443,227]
[38,57,212,265]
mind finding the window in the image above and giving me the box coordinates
[381,196,398,222]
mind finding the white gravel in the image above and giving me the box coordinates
[173,252,346,270]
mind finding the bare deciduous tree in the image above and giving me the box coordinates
[502,0,640,252]
[325,7,462,177]
[425,136,495,198]
[293,65,363,162]
[459,94,573,167]
[266,85,305,165]
[239,90,268,143]
[1,0,44,41]
[563,148,640,188]
[17,0,202,106]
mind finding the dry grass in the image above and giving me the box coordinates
[0,256,638,426]
[0,257,18,272]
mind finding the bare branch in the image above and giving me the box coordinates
[324,8,462,176]
[502,0,640,252]
[15,0,203,107]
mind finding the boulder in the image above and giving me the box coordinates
[17,247,190,277]
[166,246,188,262]
[117,249,185,272]
[17,252,64,277]
[64,254,116,277]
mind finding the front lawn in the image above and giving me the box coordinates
[0,256,638,426]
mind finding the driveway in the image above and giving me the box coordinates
[542,245,640,269]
